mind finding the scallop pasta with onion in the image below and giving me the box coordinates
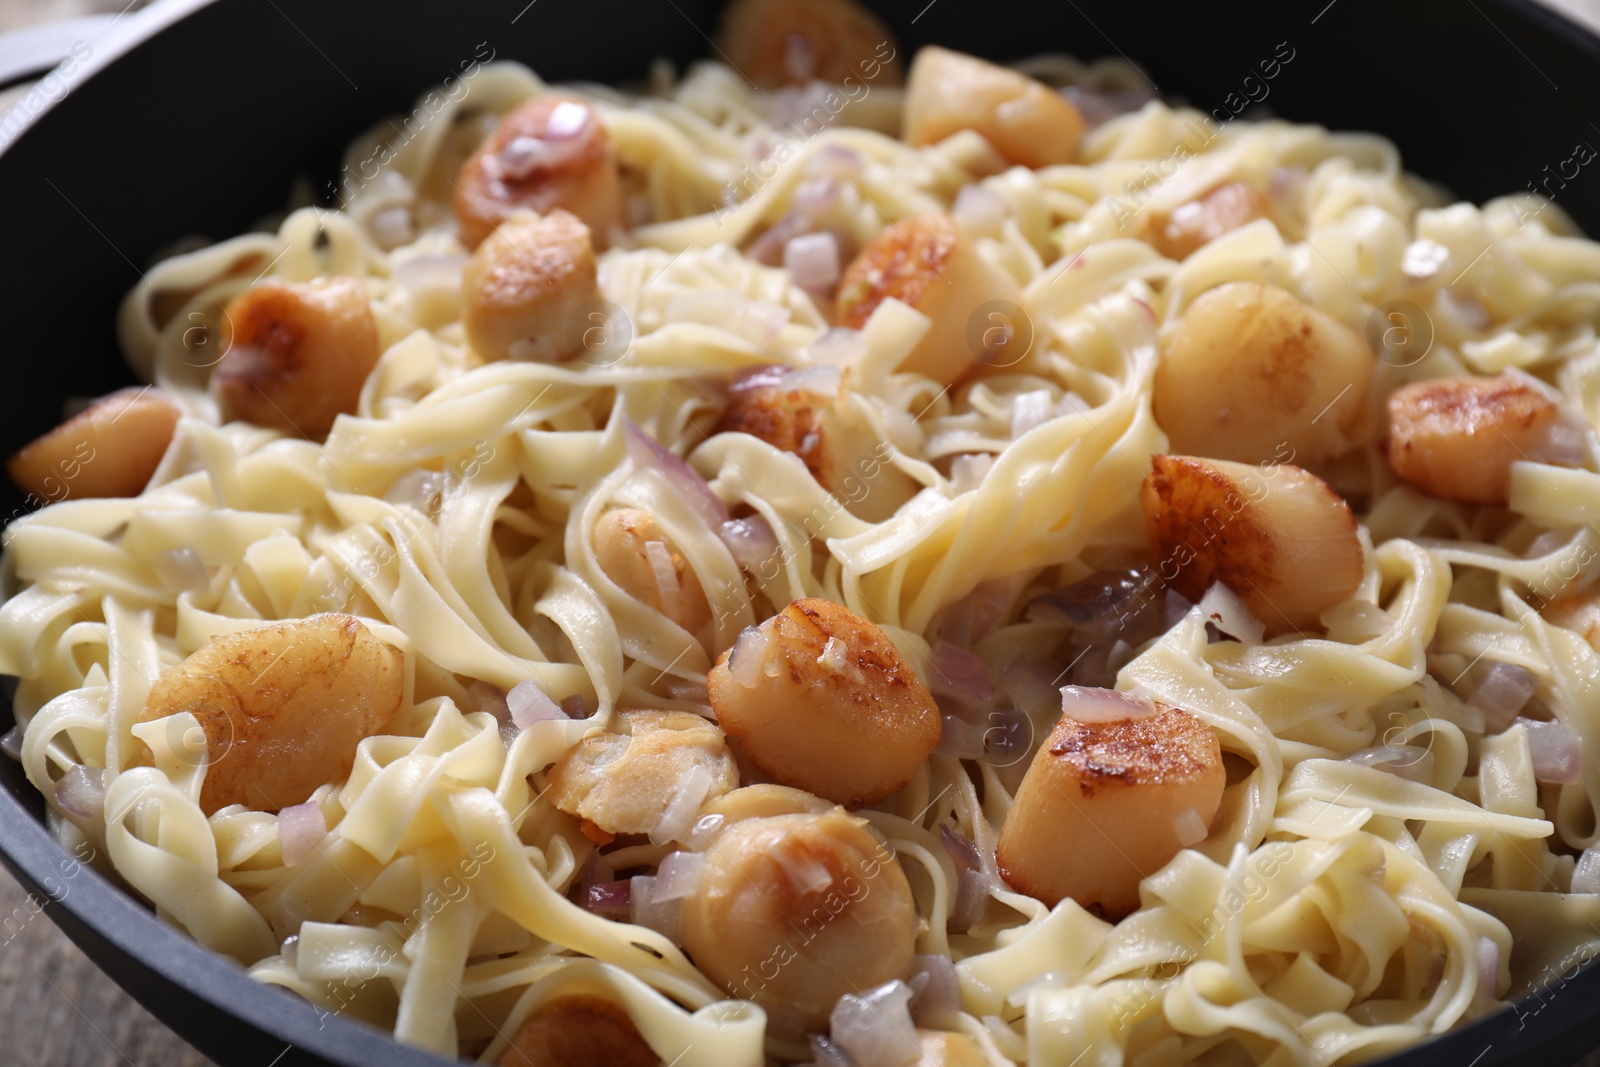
[7,1,1600,1064]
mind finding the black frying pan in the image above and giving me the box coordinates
[2,1,1600,1064]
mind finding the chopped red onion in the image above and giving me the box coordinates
[1171,807,1208,847]
[773,832,835,894]
[664,678,710,705]
[1060,686,1160,725]
[1010,389,1055,438]
[1477,937,1500,1001]
[1001,660,1061,719]
[938,825,982,874]
[578,849,615,903]
[1468,662,1538,732]
[153,546,209,594]
[727,625,769,689]
[507,680,565,729]
[953,184,1008,234]
[631,875,683,941]
[279,801,328,867]
[588,878,633,917]
[934,713,988,759]
[687,812,726,849]
[1518,717,1583,784]
[1344,744,1435,784]
[785,232,841,292]
[941,580,1012,647]
[908,954,962,1027]
[54,766,105,821]
[784,34,817,82]
[650,763,715,846]
[642,540,683,620]
[806,144,864,178]
[929,642,994,709]
[805,326,867,366]
[809,1034,853,1067]
[1441,286,1491,331]
[652,851,705,902]
[1537,416,1591,467]
[747,210,813,266]
[830,980,920,1067]
[720,516,781,576]
[368,206,414,250]
[1199,581,1264,645]
[793,175,841,216]
[781,364,843,396]
[1401,238,1451,281]
[1572,845,1600,893]
[545,101,591,140]
[1,725,22,762]
[949,868,989,934]
[392,254,466,298]
[622,418,729,529]
[1059,85,1158,127]
[1027,567,1163,643]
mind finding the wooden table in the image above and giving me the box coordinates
[4,0,1600,1063]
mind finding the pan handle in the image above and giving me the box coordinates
[0,15,117,89]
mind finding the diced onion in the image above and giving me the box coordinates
[773,832,835,894]
[929,642,994,709]
[1344,744,1435,784]
[1572,845,1600,893]
[622,418,729,529]
[728,625,769,689]
[392,253,466,298]
[1538,417,1591,466]
[368,205,414,250]
[938,826,982,874]
[830,980,920,1067]
[687,813,726,849]
[1198,581,1264,645]
[652,851,705,902]
[506,680,565,729]
[642,540,682,620]
[545,100,591,140]
[806,143,864,178]
[1468,662,1537,731]
[949,868,989,934]
[908,953,962,1026]
[819,636,852,674]
[805,326,867,367]
[650,763,714,846]
[720,516,781,576]
[54,766,105,821]
[629,875,682,941]
[1,725,22,762]
[1401,238,1451,280]
[952,184,1008,234]
[586,878,632,916]
[809,1035,853,1067]
[279,801,328,867]
[1518,717,1583,784]
[1172,807,1209,847]
[793,175,841,216]
[934,713,987,760]
[153,546,209,594]
[1010,389,1055,438]
[1060,84,1158,126]
[1060,686,1160,725]
[781,364,843,396]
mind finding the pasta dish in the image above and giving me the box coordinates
[4,1,1600,1064]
